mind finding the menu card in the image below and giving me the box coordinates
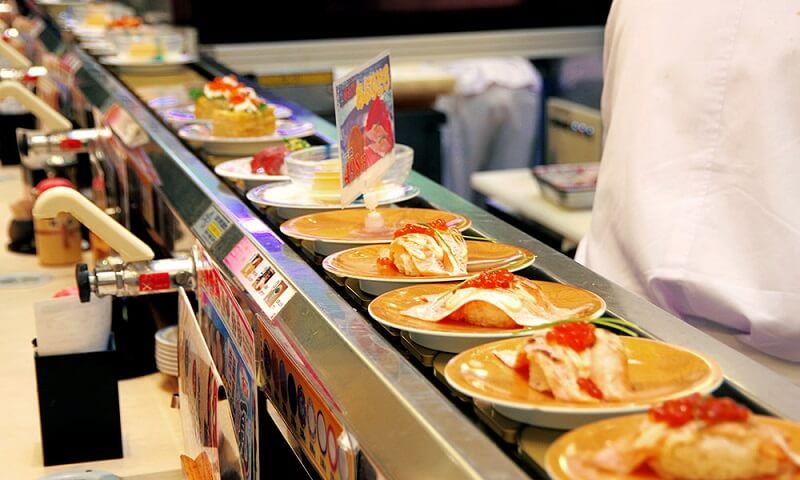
[333,52,396,206]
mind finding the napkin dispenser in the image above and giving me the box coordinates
[34,337,123,466]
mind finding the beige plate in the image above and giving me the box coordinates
[445,337,723,429]
[545,414,800,479]
[323,241,534,282]
[367,281,606,353]
[280,208,472,244]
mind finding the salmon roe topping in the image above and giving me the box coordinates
[393,223,432,238]
[649,394,750,428]
[428,218,450,231]
[376,257,394,268]
[459,269,516,290]
[545,321,597,352]
[577,378,604,400]
[209,79,231,89]
[393,219,450,239]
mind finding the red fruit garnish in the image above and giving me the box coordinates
[546,322,597,352]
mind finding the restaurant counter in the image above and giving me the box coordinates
[11,4,800,479]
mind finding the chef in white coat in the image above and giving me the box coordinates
[576,0,800,361]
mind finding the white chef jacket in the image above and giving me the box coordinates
[576,0,800,361]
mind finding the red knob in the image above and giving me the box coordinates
[59,138,83,150]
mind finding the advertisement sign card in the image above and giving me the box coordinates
[333,52,395,206]
[199,288,257,480]
[178,288,223,480]
[196,253,256,374]
[258,319,356,480]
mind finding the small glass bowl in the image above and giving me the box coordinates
[284,144,414,192]
[108,29,184,61]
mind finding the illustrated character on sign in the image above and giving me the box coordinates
[363,97,393,167]
[344,125,366,184]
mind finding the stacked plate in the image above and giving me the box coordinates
[155,325,178,377]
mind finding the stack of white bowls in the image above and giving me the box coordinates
[155,325,178,376]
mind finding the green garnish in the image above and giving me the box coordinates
[284,138,311,151]
[189,87,204,101]
[462,234,494,242]
[258,103,267,111]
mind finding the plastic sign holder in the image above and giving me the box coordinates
[333,51,396,207]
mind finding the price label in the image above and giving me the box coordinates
[192,205,231,248]
[223,238,295,321]
[103,104,148,149]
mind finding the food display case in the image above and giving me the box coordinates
[14,3,800,480]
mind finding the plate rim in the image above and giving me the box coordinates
[542,413,792,480]
[444,336,724,413]
[155,325,178,345]
[279,208,473,244]
[214,157,290,182]
[247,182,420,210]
[177,120,314,144]
[367,280,607,339]
[166,103,293,120]
[323,241,536,283]
[100,53,197,67]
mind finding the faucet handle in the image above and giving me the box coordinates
[33,186,154,263]
[0,80,71,132]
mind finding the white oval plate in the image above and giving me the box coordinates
[214,157,289,183]
[155,325,177,346]
[155,345,177,355]
[80,40,116,56]
[178,121,315,156]
[247,182,420,219]
[100,54,197,74]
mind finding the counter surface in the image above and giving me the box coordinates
[0,166,182,479]
[470,168,592,244]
